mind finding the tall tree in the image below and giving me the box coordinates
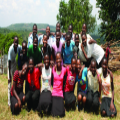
[57,0,96,33]
[96,0,120,42]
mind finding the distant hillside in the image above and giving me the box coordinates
[5,23,56,32]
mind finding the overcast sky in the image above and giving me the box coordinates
[0,0,101,27]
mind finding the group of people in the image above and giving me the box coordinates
[7,22,117,118]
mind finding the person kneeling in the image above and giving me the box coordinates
[25,57,43,111]
[10,63,28,114]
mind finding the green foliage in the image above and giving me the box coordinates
[96,0,120,41]
[57,0,96,33]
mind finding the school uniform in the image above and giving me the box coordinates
[10,71,25,114]
[86,71,100,110]
[51,66,66,117]
[98,68,117,117]
[64,66,76,105]
[76,67,88,97]
[37,66,52,114]
[27,34,43,48]
[8,44,22,106]
[25,68,41,110]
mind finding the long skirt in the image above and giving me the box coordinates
[64,91,76,104]
[51,96,65,117]
[10,91,24,114]
[100,97,117,117]
[37,90,52,113]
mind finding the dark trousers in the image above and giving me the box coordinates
[25,90,40,110]
[86,90,100,110]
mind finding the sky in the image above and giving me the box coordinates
[0,0,101,27]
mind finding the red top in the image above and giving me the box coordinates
[64,66,76,92]
[105,47,111,59]
[26,67,41,91]
[11,70,25,96]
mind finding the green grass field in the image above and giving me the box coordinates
[0,71,120,120]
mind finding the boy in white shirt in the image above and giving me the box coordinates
[8,36,22,106]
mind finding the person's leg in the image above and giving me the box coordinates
[19,91,25,105]
[77,93,82,111]
[82,96,86,106]
[8,63,11,106]
[32,90,40,110]
[25,81,29,95]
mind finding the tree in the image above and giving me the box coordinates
[57,0,96,33]
[96,0,120,42]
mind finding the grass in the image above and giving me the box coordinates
[0,71,120,120]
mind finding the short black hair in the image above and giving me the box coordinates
[71,56,76,63]
[56,22,60,26]
[81,32,87,38]
[69,24,73,29]
[56,52,62,58]
[102,57,108,64]
[46,26,50,30]
[55,30,60,35]
[91,58,97,65]
[33,24,37,29]
[44,52,50,59]
[43,34,47,38]
[75,34,79,40]
[82,23,87,29]
[66,32,71,37]
[14,36,18,40]
[33,35,38,42]
[22,40,27,45]
[28,57,34,65]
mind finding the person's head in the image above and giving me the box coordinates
[56,22,60,31]
[75,34,79,47]
[66,32,71,47]
[33,36,38,51]
[56,30,61,45]
[107,42,110,48]
[46,26,50,37]
[82,23,87,34]
[71,57,76,72]
[21,62,28,76]
[82,33,87,47]
[13,36,18,49]
[76,59,81,73]
[44,53,50,69]
[33,24,37,36]
[43,34,48,48]
[90,59,97,76]
[22,41,27,55]
[28,57,34,73]
[68,24,73,35]
[56,52,62,68]
[102,57,108,73]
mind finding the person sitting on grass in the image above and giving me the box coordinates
[76,58,89,111]
[25,57,43,111]
[37,53,52,115]
[10,63,28,115]
[86,59,101,113]
[16,41,28,70]
[98,57,117,118]
[51,52,67,117]
[64,57,77,111]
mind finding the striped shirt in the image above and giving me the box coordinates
[11,70,25,96]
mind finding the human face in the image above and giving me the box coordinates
[82,24,87,34]
[28,59,34,73]
[102,59,108,73]
[56,53,62,68]
[33,38,38,51]
[75,35,79,47]
[90,62,96,76]
[43,35,48,47]
[76,59,81,73]
[82,35,87,47]
[46,27,50,37]
[33,25,37,36]
[21,63,28,76]
[22,43,27,55]
[44,55,49,69]
[56,24,60,31]
[56,32,61,45]
[68,25,73,34]
[71,59,76,72]
[66,35,71,47]
[14,37,18,49]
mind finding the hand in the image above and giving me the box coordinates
[37,63,44,68]
[99,98,101,105]
[89,38,94,44]
[18,99,21,108]
[50,61,55,67]
[110,101,115,112]
[8,78,11,84]
[81,65,85,70]
[29,32,32,37]
[81,44,84,51]
[62,42,65,49]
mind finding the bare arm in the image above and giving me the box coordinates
[78,66,85,79]
[8,61,11,83]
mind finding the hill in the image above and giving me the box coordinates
[5,23,56,32]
